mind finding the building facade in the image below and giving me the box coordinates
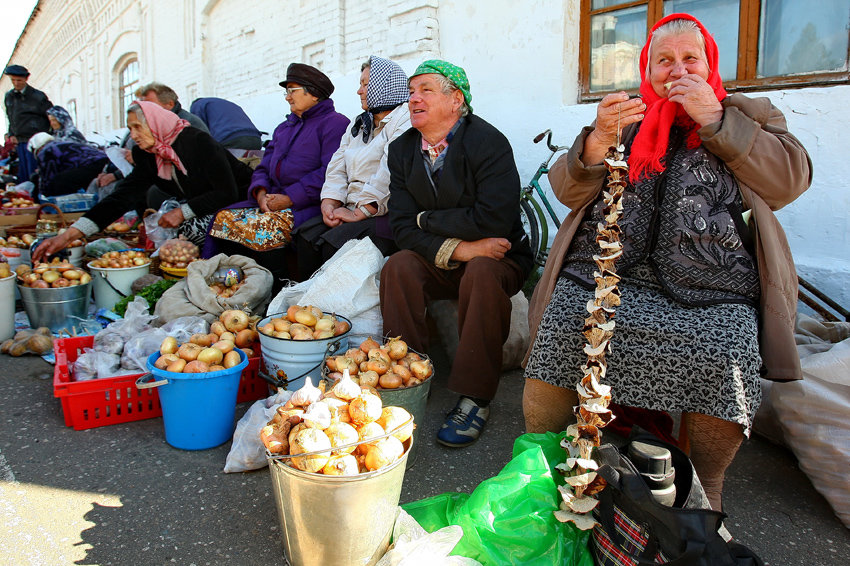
[3,0,849,307]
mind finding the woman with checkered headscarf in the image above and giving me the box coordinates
[295,55,411,278]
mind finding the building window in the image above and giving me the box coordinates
[580,0,850,99]
[118,59,140,125]
[66,100,78,126]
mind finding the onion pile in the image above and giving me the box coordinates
[209,279,245,298]
[259,305,350,341]
[89,250,150,269]
[2,234,35,249]
[2,196,36,209]
[154,334,246,373]
[324,336,432,390]
[158,238,199,270]
[260,377,413,475]
[16,260,91,288]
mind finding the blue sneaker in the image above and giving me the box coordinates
[436,397,490,447]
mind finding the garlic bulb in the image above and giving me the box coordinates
[302,402,332,430]
[332,369,361,401]
[289,377,322,407]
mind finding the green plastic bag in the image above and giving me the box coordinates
[402,432,594,566]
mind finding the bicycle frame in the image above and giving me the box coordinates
[520,129,569,265]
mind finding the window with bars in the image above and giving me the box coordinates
[118,59,140,126]
[580,0,850,99]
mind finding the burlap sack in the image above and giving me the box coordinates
[154,253,273,324]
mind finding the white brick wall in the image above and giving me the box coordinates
[2,0,848,306]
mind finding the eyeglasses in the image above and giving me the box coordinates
[284,87,306,96]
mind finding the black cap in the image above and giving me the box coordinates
[278,63,334,99]
[4,64,30,77]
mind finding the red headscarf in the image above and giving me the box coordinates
[628,13,727,182]
[133,100,191,180]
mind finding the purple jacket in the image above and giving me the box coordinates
[239,98,348,227]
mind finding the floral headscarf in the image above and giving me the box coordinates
[46,106,87,144]
[628,13,727,182]
[351,55,409,142]
[133,100,191,180]
[411,59,473,113]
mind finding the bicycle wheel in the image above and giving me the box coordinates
[519,197,543,265]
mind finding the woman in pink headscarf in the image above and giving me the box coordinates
[34,100,253,260]
[522,14,812,510]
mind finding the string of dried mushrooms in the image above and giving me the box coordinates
[554,141,628,531]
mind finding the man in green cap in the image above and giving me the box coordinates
[380,59,533,447]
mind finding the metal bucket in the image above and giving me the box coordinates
[377,378,430,468]
[18,281,91,334]
[267,439,411,566]
[88,261,151,311]
[257,313,350,390]
[0,274,15,341]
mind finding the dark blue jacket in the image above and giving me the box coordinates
[189,97,261,147]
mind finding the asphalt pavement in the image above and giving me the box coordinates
[1,344,848,565]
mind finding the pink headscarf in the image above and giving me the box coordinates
[628,13,727,182]
[133,100,191,180]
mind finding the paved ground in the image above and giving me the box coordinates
[1,344,848,565]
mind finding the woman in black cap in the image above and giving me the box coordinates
[203,63,348,283]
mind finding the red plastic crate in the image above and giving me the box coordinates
[53,336,268,430]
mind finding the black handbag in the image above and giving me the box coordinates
[591,428,763,566]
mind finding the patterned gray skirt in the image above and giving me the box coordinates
[524,265,762,436]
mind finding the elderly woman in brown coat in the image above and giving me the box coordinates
[522,14,812,511]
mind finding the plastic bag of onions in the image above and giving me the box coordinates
[158,237,200,269]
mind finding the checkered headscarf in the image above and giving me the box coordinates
[351,55,408,142]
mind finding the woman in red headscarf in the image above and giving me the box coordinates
[34,100,253,261]
[522,14,812,510]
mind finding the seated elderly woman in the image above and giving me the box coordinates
[522,14,811,511]
[34,100,253,261]
[46,106,87,144]
[27,132,108,200]
[203,63,349,284]
[296,55,411,277]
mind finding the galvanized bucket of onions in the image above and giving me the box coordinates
[262,376,414,566]
[322,335,433,467]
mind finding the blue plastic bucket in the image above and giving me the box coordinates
[138,349,249,450]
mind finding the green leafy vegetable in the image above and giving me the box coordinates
[113,279,178,316]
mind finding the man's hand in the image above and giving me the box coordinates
[32,228,82,263]
[159,208,184,228]
[321,198,343,227]
[97,173,116,187]
[451,238,511,262]
[333,207,360,223]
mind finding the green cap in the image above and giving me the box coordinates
[411,59,472,113]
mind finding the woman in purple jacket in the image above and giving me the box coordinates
[204,63,348,284]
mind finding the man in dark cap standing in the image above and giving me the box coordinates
[3,64,53,182]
